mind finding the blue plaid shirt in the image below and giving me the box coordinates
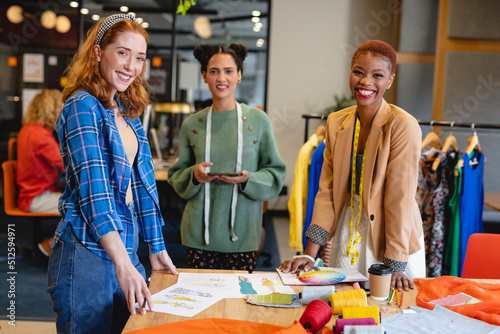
[54,90,165,259]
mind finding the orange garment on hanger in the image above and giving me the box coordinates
[414,276,500,326]
[126,319,310,334]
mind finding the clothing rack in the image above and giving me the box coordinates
[302,117,500,145]
[302,114,327,143]
[418,120,500,130]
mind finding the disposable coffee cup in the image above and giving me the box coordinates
[368,263,392,301]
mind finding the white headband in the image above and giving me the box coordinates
[95,14,137,45]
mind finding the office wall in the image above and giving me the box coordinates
[267,0,394,210]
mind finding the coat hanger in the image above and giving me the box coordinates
[421,121,442,150]
[442,122,459,153]
[455,123,482,173]
[432,122,459,171]
[315,125,326,137]
[465,123,481,155]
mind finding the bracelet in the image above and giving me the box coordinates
[293,254,315,263]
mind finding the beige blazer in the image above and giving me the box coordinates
[311,99,423,263]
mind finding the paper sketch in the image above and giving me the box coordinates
[178,272,296,298]
[146,282,222,317]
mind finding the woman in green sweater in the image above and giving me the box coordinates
[168,44,286,272]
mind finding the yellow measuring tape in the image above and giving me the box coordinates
[346,117,369,265]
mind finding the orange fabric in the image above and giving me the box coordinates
[126,319,309,334]
[414,276,500,326]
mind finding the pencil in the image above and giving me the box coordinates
[396,289,400,306]
[389,289,395,303]
[143,277,151,309]
[400,292,404,308]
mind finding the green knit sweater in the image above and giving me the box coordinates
[168,104,287,252]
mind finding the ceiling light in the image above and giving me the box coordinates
[255,22,263,28]
[128,12,136,17]
[7,5,24,24]
[256,40,264,47]
[80,8,89,15]
[194,16,212,39]
[69,1,79,8]
[251,17,260,23]
[253,26,261,32]
[56,15,71,33]
[252,11,261,17]
[141,22,149,28]
[41,10,57,29]
[136,17,144,24]
[92,14,100,21]
[120,6,129,12]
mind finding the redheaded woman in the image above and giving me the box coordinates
[48,14,177,333]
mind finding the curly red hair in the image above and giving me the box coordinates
[62,16,149,120]
[351,40,397,74]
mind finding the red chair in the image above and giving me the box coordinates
[2,160,60,250]
[462,233,500,279]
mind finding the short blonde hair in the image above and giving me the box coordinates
[22,89,63,130]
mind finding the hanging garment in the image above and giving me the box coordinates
[444,165,462,277]
[437,149,460,276]
[459,150,484,277]
[417,148,442,277]
[288,133,324,252]
[417,148,459,277]
[302,140,325,249]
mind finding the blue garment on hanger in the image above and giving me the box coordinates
[303,140,325,249]
[459,150,484,277]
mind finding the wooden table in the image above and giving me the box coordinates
[153,158,177,182]
[485,192,500,211]
[122,269,418,333]
[154,166,169,182]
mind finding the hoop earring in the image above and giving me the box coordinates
[204,80,208,83]
[238,79,241,83]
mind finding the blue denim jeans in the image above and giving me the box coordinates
[48,204,145,334]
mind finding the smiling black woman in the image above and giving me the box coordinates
[280,40,426,293]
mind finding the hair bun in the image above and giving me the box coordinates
[230,43,248,62]
[193,44,212,63]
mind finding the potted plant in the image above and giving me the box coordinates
[322,94,356,116]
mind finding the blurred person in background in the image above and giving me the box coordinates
[17,89,64,257]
